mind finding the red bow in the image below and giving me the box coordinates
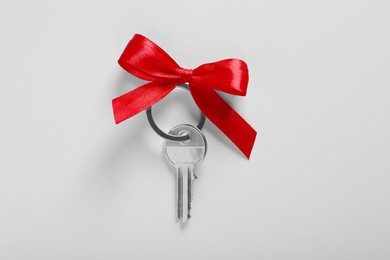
[113,34,257,158]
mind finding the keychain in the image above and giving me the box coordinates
[112,34,257,223]
[148,84,206,222]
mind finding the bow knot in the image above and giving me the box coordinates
[178,68,193,84]
[113,34,257,158]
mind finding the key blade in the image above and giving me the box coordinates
[176,163,194,223]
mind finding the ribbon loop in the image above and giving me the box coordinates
[113,34,257,158]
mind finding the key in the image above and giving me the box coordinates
[164,124,207,223]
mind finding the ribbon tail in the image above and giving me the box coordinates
[190,86,257,159]
[112,81,177,124]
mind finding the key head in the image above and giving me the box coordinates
[164,124,207,166]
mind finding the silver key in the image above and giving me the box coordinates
[164,124,207,223]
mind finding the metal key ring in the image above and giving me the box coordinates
[146,84,206,141]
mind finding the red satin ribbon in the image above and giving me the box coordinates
[113,34,257,158]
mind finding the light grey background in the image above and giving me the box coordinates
[0,0,389,259]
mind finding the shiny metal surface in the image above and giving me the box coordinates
[164,124,207,223]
